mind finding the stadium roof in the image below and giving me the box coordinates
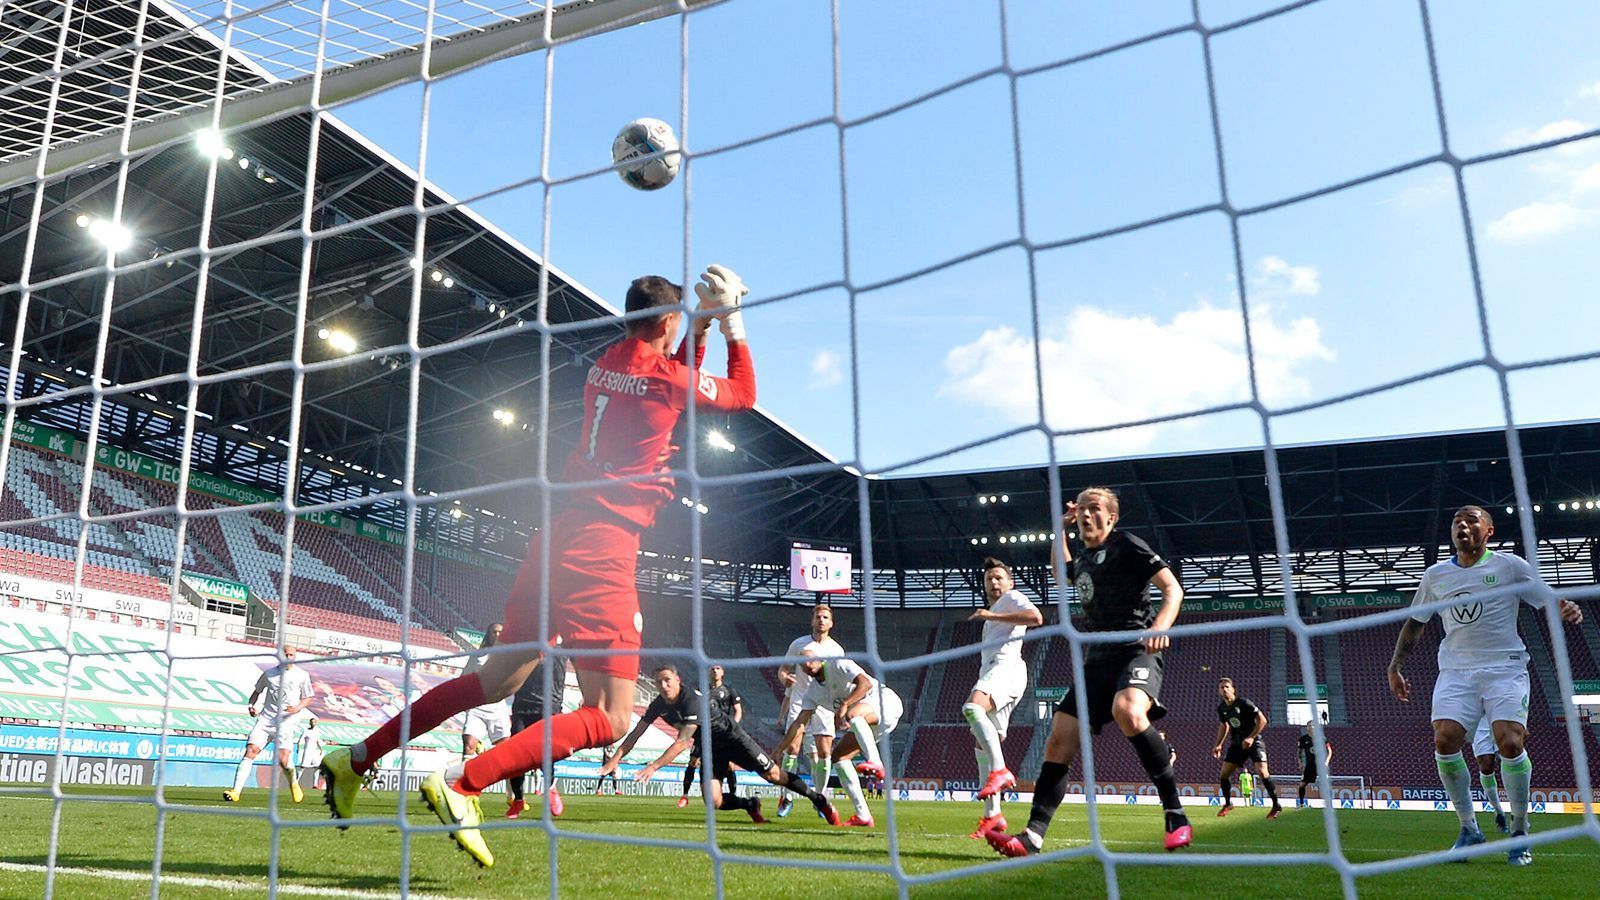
[0,0,832,548]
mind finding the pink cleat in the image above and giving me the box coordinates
[1165,823,1192,851]
[816,797,842,827]
[746,797,767,824]
[854,760,885,780]
[969,814,1008,839]
[976,768,1016,800]
[844,814,875,828]
[548,786,564,818]
[676,795,689,809]
[985,827,1032,858]
[1217,804,1233,818]
[505,798,526,820]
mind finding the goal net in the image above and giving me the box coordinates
[0,0,1596,898]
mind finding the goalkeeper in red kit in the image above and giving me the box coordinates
[320,266,758,867]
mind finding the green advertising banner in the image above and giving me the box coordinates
[0,606,461,749]
[1034,687,1068,701]
[180,573,250,604]
[1287,684,1329,700]
[1572,680,1600,694]
[8,419,76,455]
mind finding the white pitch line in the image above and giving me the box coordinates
[0,861,470,899]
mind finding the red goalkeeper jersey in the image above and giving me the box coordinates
[563,335,756,529]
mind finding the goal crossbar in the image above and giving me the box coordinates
[0,0,719,191]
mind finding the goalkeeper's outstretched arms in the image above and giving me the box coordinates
[683,263,757,411]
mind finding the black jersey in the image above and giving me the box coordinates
[1068,530,1169,659]
[511,654,568,720]
[1298,733,1328,767]
[1217,696,1263,741]
[709,683,741,719]
[642,687,735,737]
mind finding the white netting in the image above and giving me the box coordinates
[0,1,1597,898]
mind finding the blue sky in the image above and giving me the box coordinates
[273,0,1597,475]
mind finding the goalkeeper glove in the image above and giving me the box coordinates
[693,264,749,342]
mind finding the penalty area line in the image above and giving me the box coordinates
[0,861,469,899]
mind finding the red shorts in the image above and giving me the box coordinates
[500,507,642,679]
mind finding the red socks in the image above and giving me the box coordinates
[458,705,615,794]
[352,672,486,775]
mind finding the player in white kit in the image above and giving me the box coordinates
[774,604,843,817]
[462,625,514,759]
[297,718,326,790]
[1388,505,1583,865]
[965,557,1043,838]
[780,649,903,828]
[225,646,316,804]
[1472,718,1509,834]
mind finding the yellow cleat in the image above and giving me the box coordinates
[319,746,363,826]
[290,780,305,804]
[221,789,240,803]
[420,769,494,869]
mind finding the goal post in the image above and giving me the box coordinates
[1321,775,1372,810]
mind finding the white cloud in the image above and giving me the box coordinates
[937,299,1333,453]
[1503,119,1593,153]
[1578,82,1600,102]
[1573,163,1600,194]
[1485,201,1595,243]
[1252,255,1321,296]
[809,349,843,389]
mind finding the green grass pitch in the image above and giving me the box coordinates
[0,787,1594,897]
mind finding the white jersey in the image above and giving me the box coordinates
[253,665,313,722]
[800,657,896,714]
[1409,550,1546,670]
[979,589,1038,673]
[297,727,325,769]
[782,634,843,721]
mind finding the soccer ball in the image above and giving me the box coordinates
[611,117,681,191]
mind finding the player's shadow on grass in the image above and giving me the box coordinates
[714,831,982,864]
[15,853,452,892]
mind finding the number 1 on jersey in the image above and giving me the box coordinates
[586,394,610,459]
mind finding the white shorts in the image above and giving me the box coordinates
[1431,666,1529,734]
[247,717,303,751]
[785,703,837,738]
[1471,718,1497,759]
[465,707,512,744]
[972,664,1027,738]
[861,688,903,740]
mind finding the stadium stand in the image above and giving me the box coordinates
[1,442,478,650]
[6,434,1597,798]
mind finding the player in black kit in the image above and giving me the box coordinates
[987,487,1191,857]
[598,665,840,825]
[1297,721,1332,808]
[1212,677,1282,818]
[679,664,743,807]
[505,648,569,818]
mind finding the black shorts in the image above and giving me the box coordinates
[510,712,543,735]
[710,726,773,778]
[1301,765,1318,783]
[1056,651,1166,736]
[1224,738,1268,767]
